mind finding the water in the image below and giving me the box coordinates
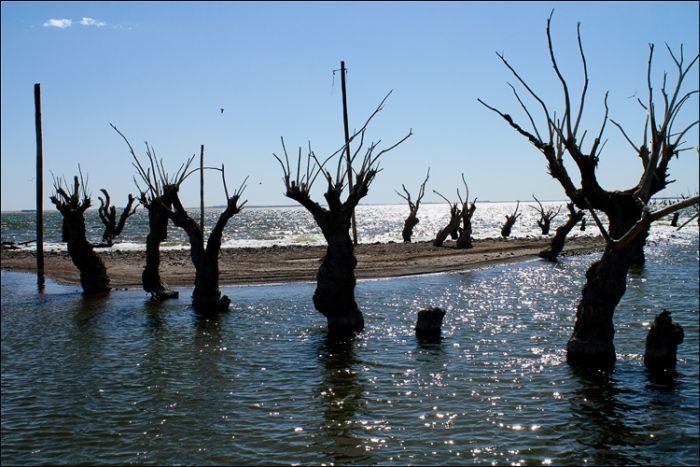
[2,223,698,465]
[2,201,606,251]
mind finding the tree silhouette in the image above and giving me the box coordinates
[479,11,699,368]
[274,91,412,336]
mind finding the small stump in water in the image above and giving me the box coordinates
[644,310,684,372]
[415,307,446,341]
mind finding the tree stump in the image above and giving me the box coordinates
[415,307,446,341]
[644,310,684,372]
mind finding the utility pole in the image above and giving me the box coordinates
[200,144,205,231]
[34,83,45,291]
[340,61,358,245]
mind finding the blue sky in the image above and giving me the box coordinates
[2,1,698,211]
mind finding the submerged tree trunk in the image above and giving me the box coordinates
[142,196,178,301]
[51,176,110,295]
[314,230,364,336]
[566,204,646,367]
[644,310,684,372]
[162,184,244,313]
[539,203,584,261]
[65,212,110,295]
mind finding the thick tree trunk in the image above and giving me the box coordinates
[644,310,684,374]
[64,211,110,295]
[538,218,552,235]
[539,205,583,261]
[566,206,647,368]
[644,310,684,372]
[433,206,461,247]
[163,185,242,313]
[142,199,178,301]
[415,307,445,341]
[402,213,419,242]
[501,217,517,238]
[456,204,476,249]
[314,232,364,336]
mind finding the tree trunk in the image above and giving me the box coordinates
[163,185,242,313]
[402,213,419,242]
[456,203,476,249]
[644,310,684,372]
[415,307,446,341]
[670,212,679,227]
[566,206,647,368]
[433,206,461,247]
[501,217,517,238]
[142,198,178,301]
[64,210,110,295]
[538,218,552,235]
[539,205,583,261]
[313,231,364,336]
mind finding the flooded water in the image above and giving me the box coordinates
[2,236,698,465]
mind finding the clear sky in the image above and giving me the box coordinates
[2,1,698,211]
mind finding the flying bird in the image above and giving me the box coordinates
[220,108,224,114]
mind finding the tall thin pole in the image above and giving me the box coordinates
[34,83,45,291]
[340,61,358,245]
[200,144,205,231]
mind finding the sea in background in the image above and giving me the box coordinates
[1,200,696,251]
[1,202,699,465]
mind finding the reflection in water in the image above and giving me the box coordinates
[565,366,654,465]
[316,335,373,465]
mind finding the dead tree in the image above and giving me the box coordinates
[479,11,699,368]
[530,194,561,235]
[539,202,584,261]
[160,164,247,313]
[273,91,412,336]
[456,173,477,249]
[50,170,110,295]
[644,310,684,373]
[432,190,462,247]
[396,167,430,242]
[112,124,178,302]
[97,189,137,246]
[500,201,521,238]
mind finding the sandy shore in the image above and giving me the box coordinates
[1,236,605,289]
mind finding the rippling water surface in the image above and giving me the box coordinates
[2,233,698,465]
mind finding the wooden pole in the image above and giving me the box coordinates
[34,83,45,291]
[200,144,204,231]
[340,61,358,245]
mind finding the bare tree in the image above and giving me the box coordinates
[97,189,137,246]
[273,91,412,336]
[50,170,110,295]
[456,173,477,249]
[538,202,584,261]
[160,164,247,313]
[500,201,521,238]
[112,124,178,302]
[530,194,561,235]
[396,167,430,242]
[432,189,462,247]
[479,11,699,368]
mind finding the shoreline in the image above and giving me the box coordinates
[1,236,605,289]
